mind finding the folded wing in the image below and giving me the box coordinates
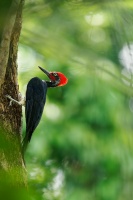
[23,77,47,152]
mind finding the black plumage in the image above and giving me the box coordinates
[22,77,47,153]
[21,66,68,156]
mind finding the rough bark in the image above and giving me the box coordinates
[0,0,26,187]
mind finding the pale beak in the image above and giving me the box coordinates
[38,66,50,77]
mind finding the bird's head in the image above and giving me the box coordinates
[38,66,68,87]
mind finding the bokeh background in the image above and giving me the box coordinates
[18,0,133,199]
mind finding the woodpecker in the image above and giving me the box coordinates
[6,66,68,154]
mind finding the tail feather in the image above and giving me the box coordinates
[22,132,30,156]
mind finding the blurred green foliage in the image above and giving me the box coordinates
[18,0,133,199]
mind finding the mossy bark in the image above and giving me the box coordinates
[0,0,26,187]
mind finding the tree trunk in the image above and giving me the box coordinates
[0,0,27,188]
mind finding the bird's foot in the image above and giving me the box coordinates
[18,93,25,106]
[6,95,25,106]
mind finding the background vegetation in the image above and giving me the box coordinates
[18,0,133,199]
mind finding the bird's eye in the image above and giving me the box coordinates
[53,72,58,76]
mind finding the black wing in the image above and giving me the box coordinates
[23,77,47,152]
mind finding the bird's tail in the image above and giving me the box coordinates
[22,133,29,157]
